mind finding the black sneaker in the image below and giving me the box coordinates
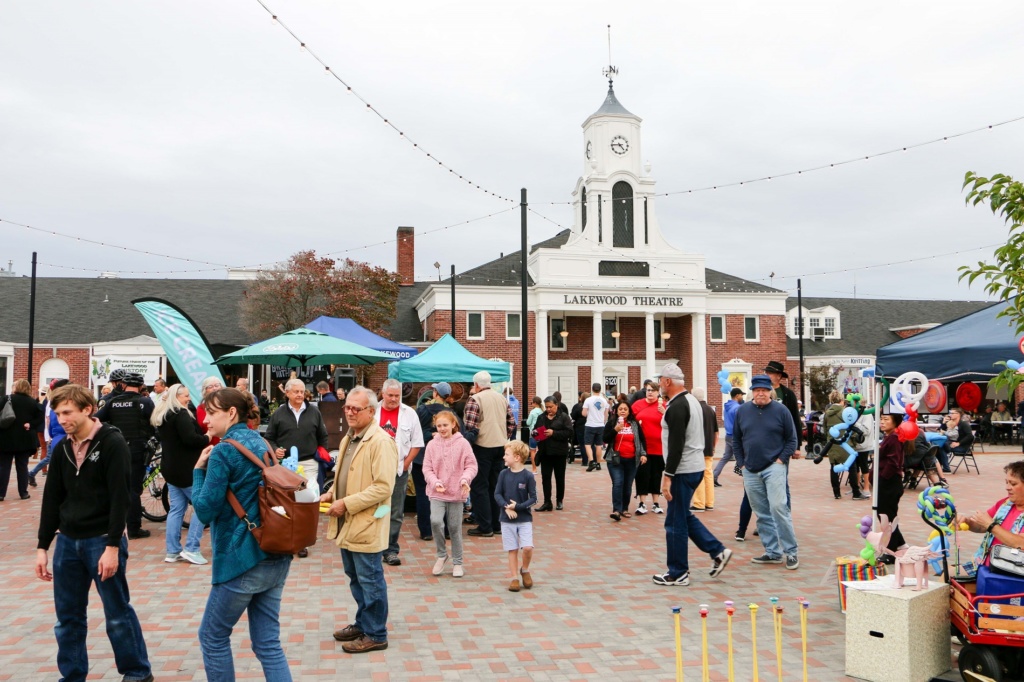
[467,528,494,537]
[751,553,783,564]
[785,555,800,570]
[28,474,37,488]
[127,529,151,539]
[734,532,745,542]
[710,548,733,577]
[714,480,722,488]
[652,572,690,586]
[383,554,402,566]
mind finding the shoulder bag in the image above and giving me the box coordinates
[990,545,1024,578]
[223,438,320,555]
[0,396,15,429]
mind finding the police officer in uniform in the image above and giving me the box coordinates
[97,368,127,412]
[96,372,155,539]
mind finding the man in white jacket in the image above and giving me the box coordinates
[376,379,424,566]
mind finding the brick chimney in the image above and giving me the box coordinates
[396,226,414,286]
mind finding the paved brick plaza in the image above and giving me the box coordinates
[2,446,1018,681]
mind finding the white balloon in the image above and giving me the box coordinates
[892,371,929,409]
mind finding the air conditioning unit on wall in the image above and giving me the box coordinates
[811,327,826,341]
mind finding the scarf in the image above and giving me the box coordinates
[973,498,1024,567]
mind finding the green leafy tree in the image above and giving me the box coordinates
[240,250,401,339]
[959,171,1024,395]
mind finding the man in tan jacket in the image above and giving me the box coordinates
[320,386,397,654]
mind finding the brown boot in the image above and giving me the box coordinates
[341,635,388,653]
[520,569,533,589]
[333,624,364,642]
[508,578,521,592]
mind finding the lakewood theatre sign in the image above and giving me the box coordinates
[562,293,689,307]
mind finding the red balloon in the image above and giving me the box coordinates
[955,382,982,413]
[896,404,920,442]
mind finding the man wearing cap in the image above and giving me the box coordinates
[764,361,802,452]
[652,363,732,586]
[713,387,745,486]
[376,378,424,566]
[414,382,459,540]
[96,373,155,540]
[733,374,800,570]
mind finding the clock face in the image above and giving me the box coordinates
[586,140,593,160]
[610,135,629,155]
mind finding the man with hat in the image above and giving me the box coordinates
[764,361,802,452]
[414,382,460,540]
[713,387,745,486]
[652,363,732,586]
[733,374,800,570]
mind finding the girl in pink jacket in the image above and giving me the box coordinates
[422,411,478,577]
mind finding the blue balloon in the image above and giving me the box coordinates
[1008,360,1021,370]
[717,370,730,381]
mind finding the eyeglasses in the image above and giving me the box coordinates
[343,405,371,414]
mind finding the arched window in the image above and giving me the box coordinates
[581,186,587,230]
[612,181,633,248]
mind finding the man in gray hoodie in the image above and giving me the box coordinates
[652,364,732,587]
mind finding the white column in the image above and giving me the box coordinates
[535,310,548,398]
[691,313,707,391]
[592,311,603,388]
[645,312,656,379]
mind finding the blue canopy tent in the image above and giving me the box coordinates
[305,316,418,360]
[387,334,511,383]
[875,300,1019,381]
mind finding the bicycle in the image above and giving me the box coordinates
[140,437,194,528]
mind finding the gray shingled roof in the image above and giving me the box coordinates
[785,296,993,358]
[385,281,429,343]
[0,278,251,345]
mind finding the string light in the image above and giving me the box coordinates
[531,114,1024,205]
[253,0,515,205]
[13,206,519,277]
[755,242,1004,282]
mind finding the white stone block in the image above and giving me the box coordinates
[845,578,951,681]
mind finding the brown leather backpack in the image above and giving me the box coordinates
[223,438,320,555]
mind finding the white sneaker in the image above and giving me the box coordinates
[653,504,664,514]
[432,557,449,576]
[164,553,181,563]
[179,551,208,565]
[453,565,464,578]
[636,502,648,515]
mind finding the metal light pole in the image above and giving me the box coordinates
[28,252,37,387]
[450,264,456,337]
[520,188,530,442]
[797,278,806,408]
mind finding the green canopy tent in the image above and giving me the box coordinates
[387,333,511,383]
[214,328,391,367]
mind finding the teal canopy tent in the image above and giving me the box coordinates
[215,328,390,367]
[387,334,511,383]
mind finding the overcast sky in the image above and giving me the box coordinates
[2,1,1022,301]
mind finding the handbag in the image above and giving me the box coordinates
[223,438,320,556]
[0,397,15,429]
[990,545,1024,578]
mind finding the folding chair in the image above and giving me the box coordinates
[950,442,979,475]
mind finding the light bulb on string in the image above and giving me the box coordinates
[299,42,306,52]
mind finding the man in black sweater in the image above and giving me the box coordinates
[35,384,154,682]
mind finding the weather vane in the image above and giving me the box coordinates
[602,24,618,84]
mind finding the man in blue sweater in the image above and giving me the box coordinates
[733,375,800,570]
[713,387,745,486]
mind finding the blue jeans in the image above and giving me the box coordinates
[712,436,734,481]
[607,456,638,513]
[165,484,205,555]
[664,471,725,577]
[199,555,293,682]
[340,549,389,642]
[743,463,799,559]
[52,534,151,682]
[31,437,61,477]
